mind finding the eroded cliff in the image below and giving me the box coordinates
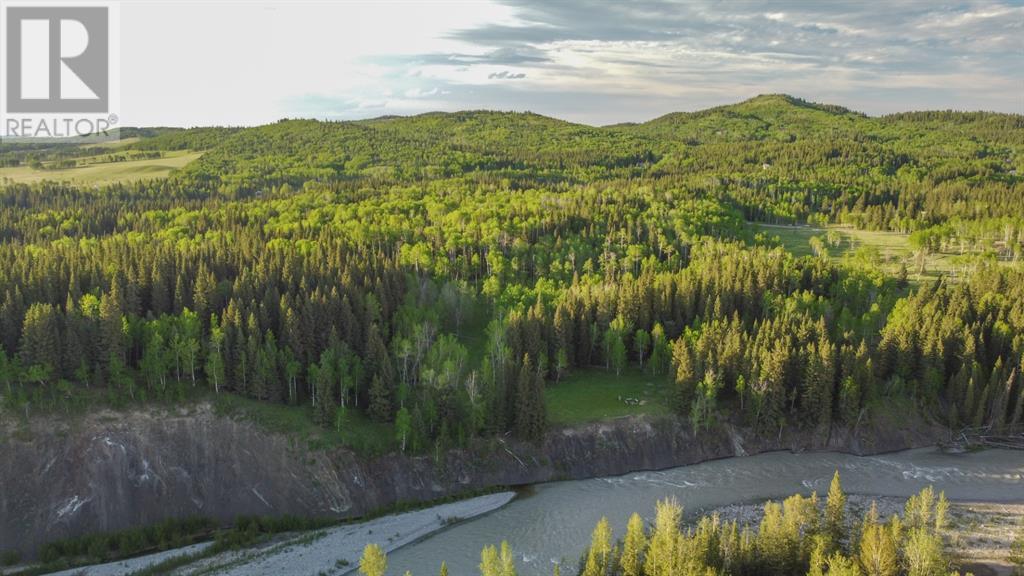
[0,404,945,558]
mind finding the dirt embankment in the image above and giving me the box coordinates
[0,403,946,559]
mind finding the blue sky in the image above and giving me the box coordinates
[121,0,1024,126]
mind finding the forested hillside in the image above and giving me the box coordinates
[1,95,1022,456]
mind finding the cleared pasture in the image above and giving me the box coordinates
[752,223,1003,280]
[0,149,201,185]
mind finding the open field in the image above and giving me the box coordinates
[545,367,671,425]
[752,223,1001,281]
[81,137,142,148]
[0,149,200,185]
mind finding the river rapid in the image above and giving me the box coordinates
[386,448,1024,576]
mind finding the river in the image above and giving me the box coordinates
[386,448,1024,576]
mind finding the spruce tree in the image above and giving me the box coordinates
[19,303,61,380]
[672,338,697,411]
[825,471,847,547]
[553,304,574,369]
[514,354,545,441]
[366,324,396,413]
[368,374,392,423]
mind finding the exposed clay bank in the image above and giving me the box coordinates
[0,402,949,558]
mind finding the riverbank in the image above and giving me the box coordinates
[174,492,515,576]
[0,399,946,560]
[34,492,515,576]
[45,542,215,576]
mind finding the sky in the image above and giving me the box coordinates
[116,0,1024,127]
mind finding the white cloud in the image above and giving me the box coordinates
[120,0,516,125]
[115,0,1023,126]
[403,87,442,98]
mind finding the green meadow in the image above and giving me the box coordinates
[545,368,671,425]
[0,149,201,185]
[752,223,997,280]
[211,392,396,455]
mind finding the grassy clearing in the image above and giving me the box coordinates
[210,393,395,455]
[752,223,995,281]
[545,367,671,425]
[753,224,903,260]
[0,149,201,185]
[81,136,141,148]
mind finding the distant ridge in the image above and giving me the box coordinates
[109,94,1020,136]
